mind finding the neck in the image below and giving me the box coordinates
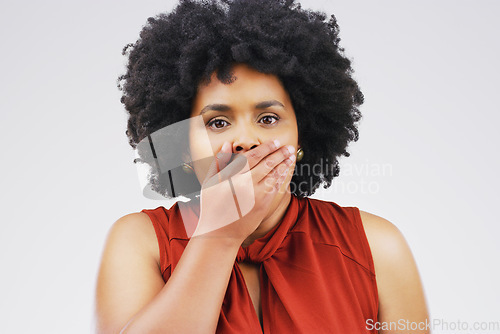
[241,188,292,248]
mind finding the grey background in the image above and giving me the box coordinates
[0,0,498,333]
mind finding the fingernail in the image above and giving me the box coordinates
[287,145,295,155]
[222,141,230,151]
[273,139,281,149]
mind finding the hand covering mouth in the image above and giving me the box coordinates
[227,153,237,165]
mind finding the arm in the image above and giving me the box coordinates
[360,211,430,334]
[94,212,241,334]
[94,139,293,333]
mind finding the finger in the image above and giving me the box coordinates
[216,152,253,181]
[202,141,232,185]
[252,144,295,184]
[215,139,282,182]
[260,157,294,195]
[242,139,282,170]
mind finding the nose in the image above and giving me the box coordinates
[233,141,259,153]
[232,125,260,153]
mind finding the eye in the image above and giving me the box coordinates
[259,115,279,125]
[207,118,229,130]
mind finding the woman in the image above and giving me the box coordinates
[95,0,429,333]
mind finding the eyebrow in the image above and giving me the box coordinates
[199,100,285,115]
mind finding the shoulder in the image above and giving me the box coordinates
[357,210,416,277]
[95,212,165,333]
[357,210,430,326]
[358,210,408,256]
[107,211,160,269]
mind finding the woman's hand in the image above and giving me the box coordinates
[192,139,295,244]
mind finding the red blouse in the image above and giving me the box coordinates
[142,194,378,333]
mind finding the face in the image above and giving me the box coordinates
[188,63,299,192]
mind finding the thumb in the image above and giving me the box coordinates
[202,141,232,185]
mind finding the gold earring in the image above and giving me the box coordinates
[182,162,194,174]
[296,147,304,162]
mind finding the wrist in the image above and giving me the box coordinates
[189,233,243,251]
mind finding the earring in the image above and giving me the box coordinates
[296,147,304,162]
[182,162,195,174]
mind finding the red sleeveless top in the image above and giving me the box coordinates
[141,194,378,333]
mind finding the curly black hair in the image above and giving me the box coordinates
[118,0,363,199]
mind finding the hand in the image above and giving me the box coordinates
[191,139,296,244]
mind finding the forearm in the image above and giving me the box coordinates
[120,236,241,334]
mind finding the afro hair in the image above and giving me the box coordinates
[118,0,364,199]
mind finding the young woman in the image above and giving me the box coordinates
[95,0,429,333]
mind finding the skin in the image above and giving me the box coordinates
[361,210,430,333]
[187,63,430,331]
[188,63,299,247]
[94,63,430,333]
[190,64,428,333]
